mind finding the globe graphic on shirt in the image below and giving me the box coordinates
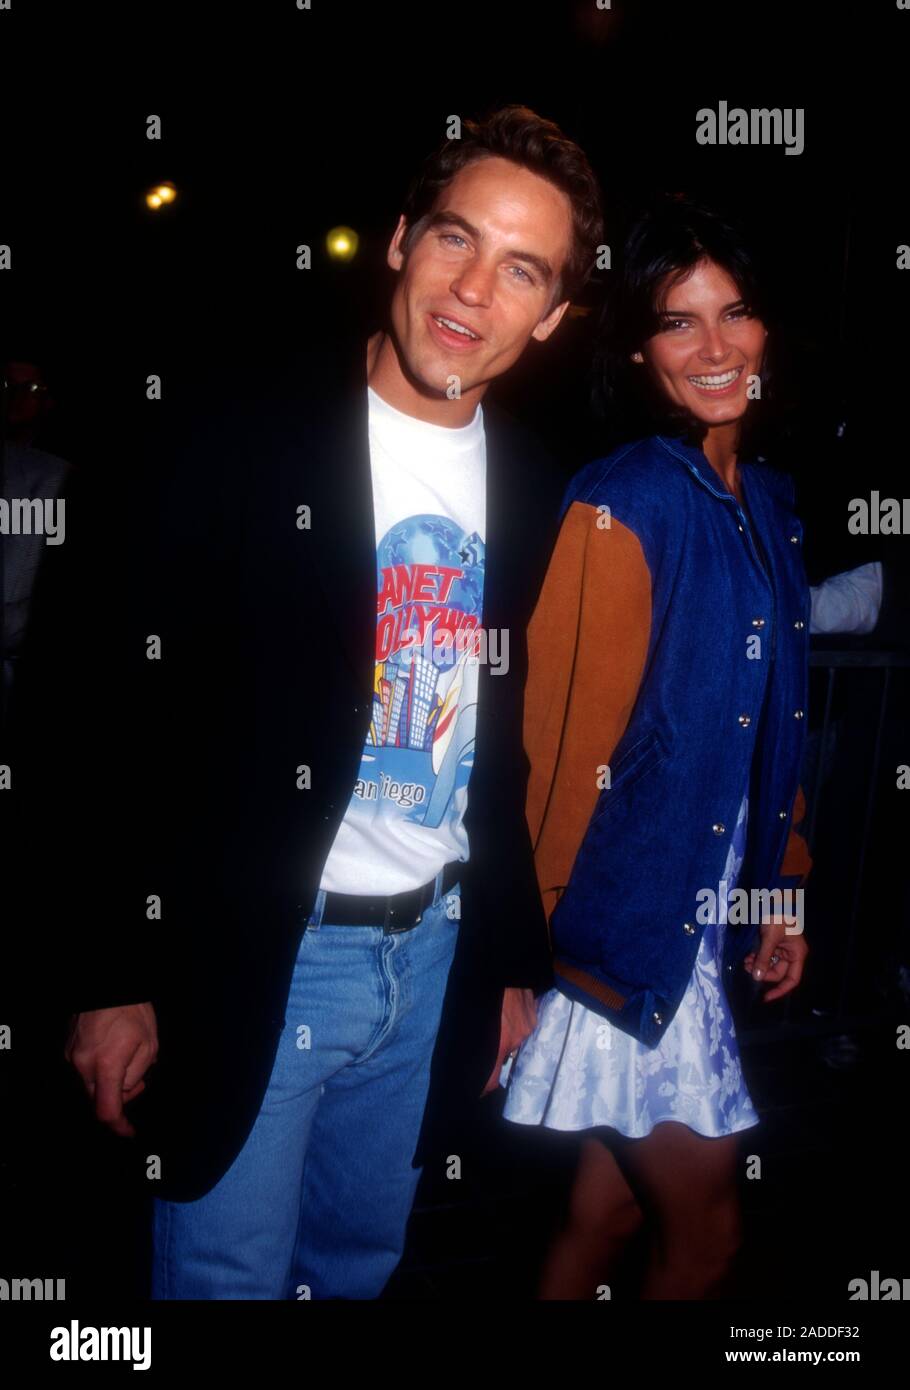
[381,514,484,636]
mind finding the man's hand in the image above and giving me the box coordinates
[481,987,538,1096]
[743,916,809,1003]
[64,1003,158,1137]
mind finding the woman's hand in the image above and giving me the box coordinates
[743,917,809,1002]
[481,987,538,1095]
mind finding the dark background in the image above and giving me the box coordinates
[3,2,909,584]
[1,0,909,1319]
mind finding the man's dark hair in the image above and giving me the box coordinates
[400,105,604,309]
[592,194,785,457]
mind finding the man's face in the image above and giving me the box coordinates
[386,156,574,400]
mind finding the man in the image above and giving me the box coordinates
[63,105,604,1298]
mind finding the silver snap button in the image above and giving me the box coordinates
[794,709,804,719]
[794,620,805,630]
[738,714,751,727]
[683,923,695,935]
[713,822,725,835]
[779,810,788,820]
[652,1011,663,1026]
[790,534,799,543]
[752,617,766,628]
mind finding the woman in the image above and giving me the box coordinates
[501,197,813,1299]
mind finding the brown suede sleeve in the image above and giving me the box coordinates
[780,783,813,884]
[523,500,652,929]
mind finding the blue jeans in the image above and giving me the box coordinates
[151,874,461,1299]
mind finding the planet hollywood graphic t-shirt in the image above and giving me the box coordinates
[318,385,487,895]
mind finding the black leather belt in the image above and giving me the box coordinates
[317,860,461,933]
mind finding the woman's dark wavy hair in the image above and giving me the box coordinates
[592,195,785,458]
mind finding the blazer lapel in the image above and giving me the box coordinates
[284,338,377,692]
[478,403,512,634]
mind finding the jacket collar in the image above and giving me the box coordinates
[655,434,742,501]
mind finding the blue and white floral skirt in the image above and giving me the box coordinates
[501,795,759,1139]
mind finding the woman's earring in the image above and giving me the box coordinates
[631,352,644,363]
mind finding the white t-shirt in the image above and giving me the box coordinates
[318,386,487,894]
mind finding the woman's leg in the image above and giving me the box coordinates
[539,1135,645,1300]
[612,1121,743,1300]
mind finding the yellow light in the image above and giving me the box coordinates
[326,225,359,262]
[145,181,177,211]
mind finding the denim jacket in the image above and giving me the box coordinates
[523,434,812,1048]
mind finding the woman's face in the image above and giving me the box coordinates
[638,258,767,428]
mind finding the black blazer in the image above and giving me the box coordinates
[71,333,562,1199]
